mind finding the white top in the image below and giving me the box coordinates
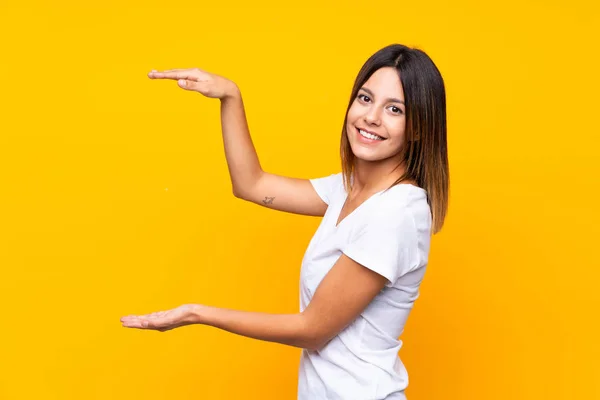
[297,172,432,400]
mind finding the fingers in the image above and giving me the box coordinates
[177,79,194,90]
[148,68,203,81]
[121,317,149,329]
[177,79,210,94]
[121,308,178,330]
[121,313,161,329]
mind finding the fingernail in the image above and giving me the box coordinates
[178,79,186,87]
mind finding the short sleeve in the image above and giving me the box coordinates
[342,208,418,286]
[309,172,342,206]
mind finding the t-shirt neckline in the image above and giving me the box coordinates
[334,189,386,229]
[334,182,425,229]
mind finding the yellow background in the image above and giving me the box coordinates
[1,0,598,399]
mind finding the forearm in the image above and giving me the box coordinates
[219,88,263,197]
[188,304,318,350]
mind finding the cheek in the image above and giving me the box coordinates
[386,118,406,138]
[346,102,361,123]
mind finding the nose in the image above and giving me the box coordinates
[364,106,381,126]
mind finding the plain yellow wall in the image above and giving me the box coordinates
[1,0,598,399]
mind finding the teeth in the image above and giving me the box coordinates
[359,129,384,141]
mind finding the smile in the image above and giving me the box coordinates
[357,127,385,141]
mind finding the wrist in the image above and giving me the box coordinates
[186,304,209,324]
[221,82,241,102]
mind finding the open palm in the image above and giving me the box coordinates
[148,68,238,100]
[120,304,194,332]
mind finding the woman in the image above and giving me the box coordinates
[121,43,449,399]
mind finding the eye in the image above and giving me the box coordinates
[389,105,403,115]
[357,93,371,103]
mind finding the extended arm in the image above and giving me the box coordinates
[191,255,386,350]
[145,68,330,216]
[121,254,388,351]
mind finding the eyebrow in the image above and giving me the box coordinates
[360,87,405,105]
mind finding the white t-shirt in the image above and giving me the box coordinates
[297,172,432,400]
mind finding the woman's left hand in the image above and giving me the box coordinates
[120,304,196,332]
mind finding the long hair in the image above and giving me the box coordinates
[340,44,449,234]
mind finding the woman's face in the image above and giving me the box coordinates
[345,67,407,162]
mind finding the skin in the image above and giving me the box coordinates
[120,67,413,351]
[340,66,415,220]
[346,67,414,193]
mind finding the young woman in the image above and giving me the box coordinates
[121,44,449,399]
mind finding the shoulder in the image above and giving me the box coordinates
[309,172,344,205]
[343,185,430,282]
[373,184,432,238]
[309,172,343,188]
[380,184,429,214]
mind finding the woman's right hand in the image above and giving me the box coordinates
[148,68,239,100]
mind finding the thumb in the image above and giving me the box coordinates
[178,79,204,92]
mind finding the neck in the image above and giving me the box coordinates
[351,158,408,194]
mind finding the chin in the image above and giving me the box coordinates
[350,146,384,162]
[351,142,403,162]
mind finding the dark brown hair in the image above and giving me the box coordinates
[340,44,449,234]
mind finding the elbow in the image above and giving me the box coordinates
[298,313,334,351]
[232,171,264,200]
[232,184,253,200]
[232,185,248,199]
[305,339,326,352]
[300,323,330,351]
[302,336,321,352]
[304,334,331,352]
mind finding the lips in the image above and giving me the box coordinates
[356,126,386,140]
